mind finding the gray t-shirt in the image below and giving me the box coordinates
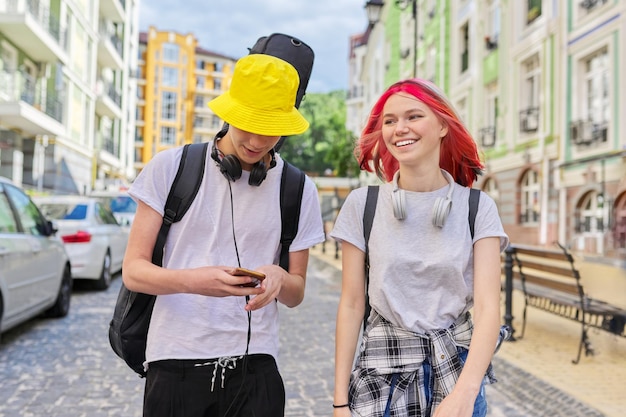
[330,182,509,333]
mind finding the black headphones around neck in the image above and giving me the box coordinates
[210,124,276,186]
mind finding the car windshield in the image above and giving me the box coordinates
[40,203,88,220]
[101,196,137,214]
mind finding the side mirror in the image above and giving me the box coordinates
[47,220,58,236]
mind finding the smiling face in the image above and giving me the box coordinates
[381,92,448,168]
[220,125,281,170]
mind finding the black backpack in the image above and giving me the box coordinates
[108,143,306,377]
[249,33,314,111]
[248,33,314,151]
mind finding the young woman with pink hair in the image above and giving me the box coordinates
[331,79,509,417]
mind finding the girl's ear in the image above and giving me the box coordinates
[439,122,449,138]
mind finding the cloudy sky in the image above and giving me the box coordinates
[138,0,370,93]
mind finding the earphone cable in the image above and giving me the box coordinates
[223,180,253,417]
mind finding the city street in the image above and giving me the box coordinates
[0,255,610,416]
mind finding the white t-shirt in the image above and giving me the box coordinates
[330,181,509,333]
[129,143,325,365]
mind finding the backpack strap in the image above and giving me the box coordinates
[279,161,306,270]
[468,188,480,240]
[362,185,379,332]
[152,142,208,266]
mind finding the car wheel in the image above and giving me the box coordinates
[44,264,72,318]
[94,250,112,290]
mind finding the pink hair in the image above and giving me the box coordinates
[356,79,484,187]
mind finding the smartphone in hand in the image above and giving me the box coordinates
[231,267,266,287]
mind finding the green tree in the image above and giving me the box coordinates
[279,91,359,177]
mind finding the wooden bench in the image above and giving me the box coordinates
[501,242,626,364]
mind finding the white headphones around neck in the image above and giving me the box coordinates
[391,170,454,227]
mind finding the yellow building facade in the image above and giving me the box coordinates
[135,27,236,172]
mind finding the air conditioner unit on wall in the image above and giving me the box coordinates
[580,0,607,10]
[570,120,596,146]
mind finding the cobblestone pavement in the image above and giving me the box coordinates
[0,257,607,416]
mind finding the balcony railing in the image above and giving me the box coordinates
[479,126,496,148]
[2,0,67,50]
[98,22,124,58]
[575,216,605,233]
[101,135,118,156]
[519,209,539,224]
[105,83,122,107]
[519,106,539,133]
[0,68,63,122]
[346,85,364,100]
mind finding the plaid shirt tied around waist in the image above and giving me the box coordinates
[349,311,496,417]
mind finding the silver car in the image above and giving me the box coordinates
[0,177,72,334]
[34,195,128,290]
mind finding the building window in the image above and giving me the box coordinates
[426,45,436,81]
[483,177,500,204]
[520,169,539,224]
[162,67,178,87]
[576,191,607,233]
[481,86,498,148]
[485,0,500,51]
[456,97,467,125]
[162,43,180,63]
[160,126,176,145]
[212,115,223,129]
[460,23,469,74]
[584,49,609,141]
[214,78,222,90]
[161,91,177,120]
[570,48,610,146]
[519,55,540,133]
[527,0,542,25]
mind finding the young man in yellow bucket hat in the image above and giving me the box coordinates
[123,54,325,416]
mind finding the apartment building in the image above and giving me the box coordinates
[134,28,236,172]
[351,0,626,263]
[0,0,139,194]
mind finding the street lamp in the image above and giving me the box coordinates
[364,0,418,78]
[364,0,384,27]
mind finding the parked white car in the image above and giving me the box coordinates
[90,190,137,228]
[0,177,72,334]
[34,196,128,290]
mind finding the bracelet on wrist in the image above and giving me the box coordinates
[332,403,349,409]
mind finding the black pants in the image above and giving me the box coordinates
[143,354,285,417]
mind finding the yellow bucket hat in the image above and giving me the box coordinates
[208,54,309,136]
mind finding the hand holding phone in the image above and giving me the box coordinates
[231,267,266,287]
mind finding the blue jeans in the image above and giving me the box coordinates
[456,348,488,417]
[383,348,487,417]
